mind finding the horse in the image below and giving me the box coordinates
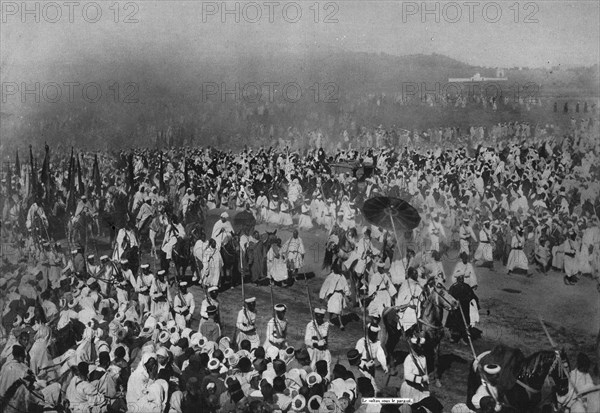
[220,233,241,288]
[466,346,570,412]
[171,237,192,281]
[419,282,459,387]
[48,319,86,359]
[247,230,278,283]
[381,281,458,386]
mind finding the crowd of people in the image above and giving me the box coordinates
[0,108,599,413]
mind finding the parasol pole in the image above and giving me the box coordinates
[389,211,417,308]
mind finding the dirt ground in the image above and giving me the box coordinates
[173,209,598,408]
[5,208,590,408]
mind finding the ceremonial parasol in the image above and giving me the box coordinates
[233,210,256,232]
[361,196,421,233]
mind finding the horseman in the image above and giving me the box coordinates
[201,239,223,289]
[98,255,117,296]
[181,188,195,218]
[85,254,100,281]
[113,220,139,262]
[136,197,155,234]
[26,199,48,247]
[161,215,185,270]
[394,267,423,336]
[367,261,397,318]
[212,212,234,250]
[131,185,146,217]
[344,228,379,285]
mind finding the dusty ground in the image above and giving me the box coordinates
[171,209,598,408]
[5,208,590,408]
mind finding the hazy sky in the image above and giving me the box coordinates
[1,0,599,77]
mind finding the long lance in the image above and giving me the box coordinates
[538,316,581,401]
[304,273,322,341]
[269,278,283,338]
[361,290,372,361]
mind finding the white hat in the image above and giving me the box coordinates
[314,308,326,315]
[308,395,322,413]
[369,325,380,333]
[244,297,256,304]
[158,331,170,343]
[274,304,287,312]
[208,286,218,293]
[307,372,322,387]
[220,212,229,219]
[179,281,188,288]
[291,395,307,412]
[100,255,109,261]
[157,270,166,276]
[156,347,169,357]
[208,358,221,371]
[87,254,95,260]
[266,346,279,360]
[484,364,501,375]
[140,264,150,269]
[182,328,193,340]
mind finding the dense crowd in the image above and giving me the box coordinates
[0,110,599,413]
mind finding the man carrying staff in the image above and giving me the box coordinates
[305,308,331,372]
[173,281,195,329]
[136,263,153,315]
[236,297,260,349]
[400,336,430,403]
[319,261,350,330]
[150,269,171,323]
[459,217,477,258]
[474,219,494,269]
[394,267,423,336]
[264,304,288,353]
[200,286,221,326]
[355,324,388,374]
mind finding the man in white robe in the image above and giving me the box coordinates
[211,212,234,250]
[201,239,223,288]
[236,297,260,349]
[281,230,305,275]
[319,266,350,329]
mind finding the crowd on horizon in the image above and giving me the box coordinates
[0,109,599,413]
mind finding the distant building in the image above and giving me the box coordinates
[448,72,508,82]
[496,68,505,77]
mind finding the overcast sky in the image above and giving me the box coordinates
[2,0,599,78]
